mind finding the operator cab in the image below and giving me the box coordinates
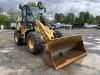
[18,4,45,29]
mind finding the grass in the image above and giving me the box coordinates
[0,38,6,42]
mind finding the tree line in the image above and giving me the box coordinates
[54,12,100,24]
[0,1,100,29]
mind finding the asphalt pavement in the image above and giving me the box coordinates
[0,28,100,75]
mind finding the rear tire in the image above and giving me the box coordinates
[27,32,44,54]
[14,30,23,45]
[54,30,63,38]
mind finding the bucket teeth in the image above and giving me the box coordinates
[43,35,87,70]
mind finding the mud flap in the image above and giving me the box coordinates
[43,35,87,70]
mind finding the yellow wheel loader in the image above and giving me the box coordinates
[14,4,87,70]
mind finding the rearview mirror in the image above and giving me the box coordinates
[44,8,46,12]
[19,4,22,9]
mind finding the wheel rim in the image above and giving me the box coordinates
[15,35,18,43]
[28,37,34,49]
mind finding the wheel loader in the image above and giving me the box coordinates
[14,4,87,70]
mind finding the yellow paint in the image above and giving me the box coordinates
[28,37,34,49]
[35,19,54,43]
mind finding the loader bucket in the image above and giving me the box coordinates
[43,35,87,70]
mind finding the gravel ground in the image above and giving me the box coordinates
[0,28,100,75]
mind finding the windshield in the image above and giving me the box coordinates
[27,6,41,21]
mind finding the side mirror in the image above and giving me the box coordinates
[19,4,22,9]
[44,8,46,12]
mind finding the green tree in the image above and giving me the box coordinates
[88,15,95,24]
[8,8,18,22]
[0,6,3,14]
[79,12,85,23]
[79,11,95,24]
[60,13,65,23]
[0,15,10,28]
[37,1,44,8]
[96,15,100,23]
[46,18,55,24]
[84,12,90,23]
[75,17,79,23]
[65,13,75,24]
[27,2,36,6]
[54,13,61,23]
[54,13,65,23]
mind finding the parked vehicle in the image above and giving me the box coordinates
[84,24,97,28]
[96,25,100,29]
[55,23,61,28]
[65,24,72,29]
[11,23,16,30]
[50,24,57,29]
[72,23,85,28]
[0,25,4,29]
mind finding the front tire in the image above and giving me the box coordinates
[14,30,23,45]
[54,30,63,38]
[27,32,44,54]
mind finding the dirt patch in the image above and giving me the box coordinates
[0,38,6,43]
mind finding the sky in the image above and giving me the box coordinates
[0,0,100,19]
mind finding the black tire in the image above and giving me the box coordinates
[26,32,44,54]
[14,30,23,45]
[54,30,63,38]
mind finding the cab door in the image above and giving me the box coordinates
[20,6,28,38]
